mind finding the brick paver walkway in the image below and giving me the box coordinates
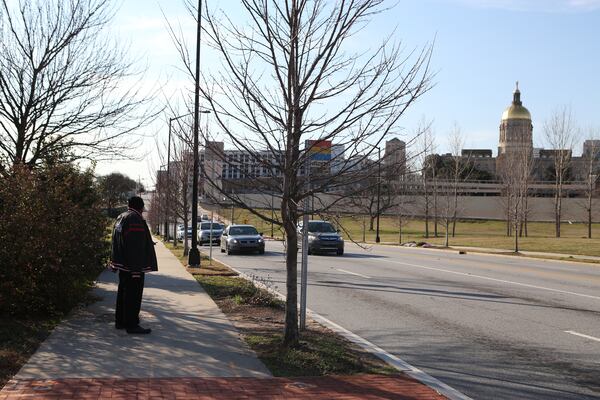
[0,374,446,399]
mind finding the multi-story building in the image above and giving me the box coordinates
[428,84,600,194]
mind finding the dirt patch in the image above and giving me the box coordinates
[212,297,396,377]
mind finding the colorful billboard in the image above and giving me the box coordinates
[305,140,332,161]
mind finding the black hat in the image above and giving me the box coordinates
[128,196,144,211]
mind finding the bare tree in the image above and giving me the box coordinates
[431,142,439,237]
[448,123,470,237]
[581,133,600,239]
[499,144,533,252]
[0,0,156,171]
[166,0,434,346]
[394,168,412,245]
[170,123,195,255]
[417,119,435,238]
[544,106,578,238]
[347,161,397,233]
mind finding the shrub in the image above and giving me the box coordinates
[0,164,108,316]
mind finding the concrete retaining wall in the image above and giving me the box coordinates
[224,193,600,223]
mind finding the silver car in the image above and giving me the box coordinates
[198,222,223,245]
[220,224,265,255]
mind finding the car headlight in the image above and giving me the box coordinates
[232,239,239,244]
[258,238,264,243]
[338,237,344,241]
[308,235,317,242]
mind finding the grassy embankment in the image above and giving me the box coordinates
[163,240,396,377]
[218,207,600,257]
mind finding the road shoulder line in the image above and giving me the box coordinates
[565,330,600,342]
[388,260,600,301]
[216,256,472,400]
[335,268,371,279]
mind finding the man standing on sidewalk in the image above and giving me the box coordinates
[110,196,158,334]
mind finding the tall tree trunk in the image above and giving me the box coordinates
[555,182,561,238]
[588,191,593,239]
[514,214,519,253]
[451,182,458,237]
[444,221,449,247]
[423,179,429,238]
[362,215,366,243]
[524,195,529,237]
[282,0,301,347]
[433,181,438,237]
[283,207,299,346]
[519,218,524,237]
[398,212,402,245]
[506,193,511,237]
[183,218,189,256]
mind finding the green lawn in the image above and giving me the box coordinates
[221,208,600,257]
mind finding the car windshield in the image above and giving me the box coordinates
[200,222,221,230]
[229,226,259,235]
[307,222,336,233]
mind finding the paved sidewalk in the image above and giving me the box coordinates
[11,240,270,379]
[1,240,450,399]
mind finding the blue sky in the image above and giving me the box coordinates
[99,0,600,187]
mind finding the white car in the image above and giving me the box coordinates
[176,225,185,240]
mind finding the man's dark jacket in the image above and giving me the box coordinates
[110,208,158,273]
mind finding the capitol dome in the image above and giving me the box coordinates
[501,82,531,121]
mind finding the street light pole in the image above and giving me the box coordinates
[271,192,274,237]
[188,0,203,267]
[165,113,190,245]
[376,146,381,243]
[164,121,173,242]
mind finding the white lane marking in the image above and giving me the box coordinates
[307,311,473,400]
[335,268,371,279]
[565,330,600,342]
[388,260,600,301]
[217,257,472,400]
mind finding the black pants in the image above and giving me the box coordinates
[115,271,145,328]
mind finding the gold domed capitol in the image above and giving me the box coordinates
[502,81,531,121]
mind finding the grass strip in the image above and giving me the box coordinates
[163,241,238,275]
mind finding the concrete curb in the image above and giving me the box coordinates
[369,242,600,267]
[214,256,472,400]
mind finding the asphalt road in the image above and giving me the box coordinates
[206,240,600,400]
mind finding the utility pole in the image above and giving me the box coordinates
[271,192,275,237]
[300,158,310,331]
[376,146,381,243]
[188,0,203,267]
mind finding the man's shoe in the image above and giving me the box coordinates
[116,319,139,329]
[126,325,151,334]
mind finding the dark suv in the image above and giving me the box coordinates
[299,220,344,255]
